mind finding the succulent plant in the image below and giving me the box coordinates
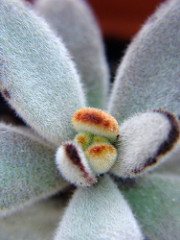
[0,0,180,239]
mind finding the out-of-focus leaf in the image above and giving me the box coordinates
[0,123,67,216]
[0,196,66,240]
[118,173,180,240]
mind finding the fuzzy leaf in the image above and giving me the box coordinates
[0,0,86,146]
[54,175,143,240]
[0,123,67,216]
[108,0,180,123]
[56,141,97,187]
[35,0,109,109]
[111,111,180,178]
[0,197,66,240]
[118,173,180,240]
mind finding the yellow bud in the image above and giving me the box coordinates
[85,143,117,174]
[92,136,109,144]
[72,108,119,140]
[74,132,93,150]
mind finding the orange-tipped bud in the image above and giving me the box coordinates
[72,108,119,140]
[85,143,117,174]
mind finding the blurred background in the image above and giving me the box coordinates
[0,0,163,124]
[87,0,162,71]
[27,0,162,39]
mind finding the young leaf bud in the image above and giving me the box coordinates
[74,132,93,150]
[92,135,110,144]
[56,142,97,187]
[85,143,117,174]
[72,108,119,140]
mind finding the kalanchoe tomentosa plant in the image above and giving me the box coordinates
[0,0,180,239]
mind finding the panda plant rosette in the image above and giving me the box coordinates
[0,0,180,239]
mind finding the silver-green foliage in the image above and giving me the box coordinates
[54,175,143,240]
[0,0,180,239]
[108,0,180,123]
[0,197,66,240]
[35,0,109,109]
[0,0,86,146]
[0,124,67,216]
[120,174,180,240]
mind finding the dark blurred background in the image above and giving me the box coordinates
[0,0,163,125]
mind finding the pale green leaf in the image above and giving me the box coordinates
[108,0,180,123]
[0,123,67,216]
[118,173,180,240]
[0,0,86,146]
[54,175,143,240]
[35,0,109,109]
[0,196,66,240]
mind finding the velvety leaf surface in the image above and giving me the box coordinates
[0,123,67,216]
[35,0,109,109]
[108,0,180,124]
[0,0,86,146]
[54,175,143,240]
[0,196,66,240]
[118,173,180,240]
[111,111,180,178]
